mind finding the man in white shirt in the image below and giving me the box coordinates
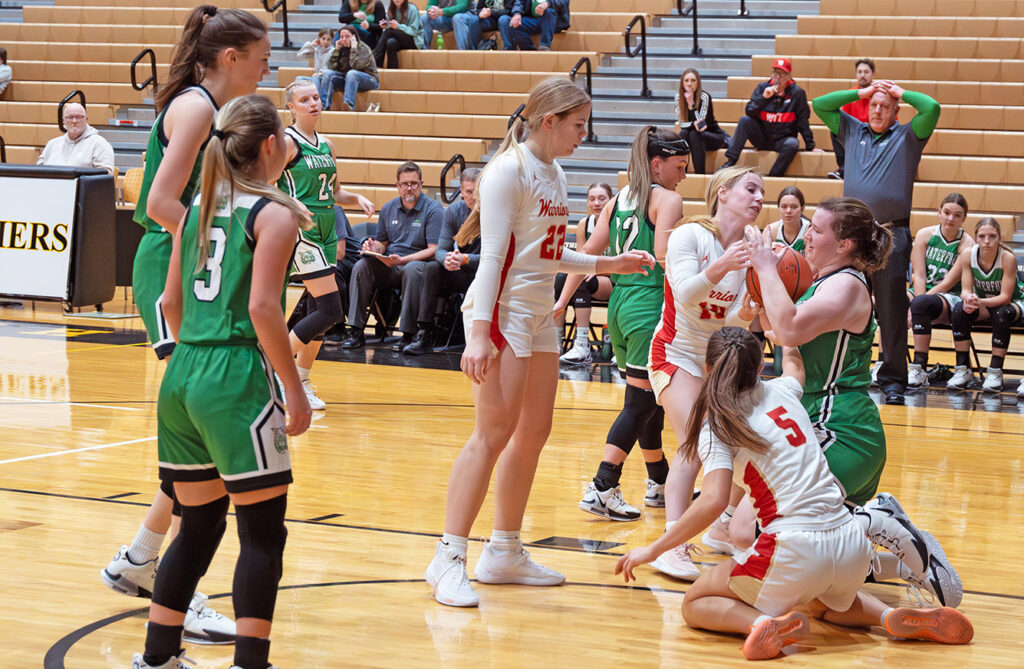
[36,103,115,175]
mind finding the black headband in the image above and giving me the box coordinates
[648,133,690,159]
[211,128,227,140]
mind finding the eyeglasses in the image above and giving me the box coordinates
[64,115,86,121]
[398,182,420,189]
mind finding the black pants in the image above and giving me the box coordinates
[869,221,912,392]
[347,258,430,332]
[372,28,417,68]
[830,132,845,176]
[418,261,475,328]
[681,126,730,174]
[725,115,799,176]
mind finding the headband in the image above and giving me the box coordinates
[648,132,690,159]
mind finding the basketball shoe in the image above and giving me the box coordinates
[701,517,738,555]
[644,479,666,508]
[579,483,641,521]
[981,367,1003,393]
[869,361,882,387]
[131,650,192,669]
[907,363,929,388]
[650,543,702,581]
[302,379,326,410]
[425,541,479,607]
[102,545,157,598]
[855,493,931,581]
[474,541,566,586]
[184,592,236,644]
[742,611,809,660]
[897,554,964,609]
[945,365,975,390]
[559,342,592,365]
[882,607,974,644]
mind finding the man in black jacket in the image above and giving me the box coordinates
[721,58,819,176]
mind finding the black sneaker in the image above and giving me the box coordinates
[716,159,736,172]
[477,38,497,50]
[403,329,434,356]
[341,331,366,349]
[391,332,414,352]
[323,325,347,345]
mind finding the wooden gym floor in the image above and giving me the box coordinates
[1,297,1023,668]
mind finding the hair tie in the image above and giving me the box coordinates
[519,115,529,124]
[211,128,227,140]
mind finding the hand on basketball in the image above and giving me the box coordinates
[745,235,778,274]
[615,546,656,582]
[613,249,656,276]
[461,331,493,384]
[283,385,312,436]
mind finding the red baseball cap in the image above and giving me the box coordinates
[772,57,792,73]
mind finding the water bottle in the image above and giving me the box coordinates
[435,32,444,49]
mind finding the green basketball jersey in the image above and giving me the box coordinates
[797,268,876,395]
[277,127,337,215]
[923,228,962,292]
[177,190,288,344]
[133,86,218,233]
[608,184,665,288]
[969,245,1024,300]
[774,218,809,253]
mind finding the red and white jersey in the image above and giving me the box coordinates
[650,224,751,372]
[698,376,851,533]
[464,144,595,321]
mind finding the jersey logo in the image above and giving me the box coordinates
[273,427,288,454]
[538,199,569,217]
[699,253,710,264]
[299,250,316,265]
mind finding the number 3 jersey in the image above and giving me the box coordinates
[465,144,595,321]
[178,190,289,344]
[698,376,850,533]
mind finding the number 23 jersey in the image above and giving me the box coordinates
[465,145,573,320]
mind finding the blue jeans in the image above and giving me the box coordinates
[498,12,556,50]
[454,14,502,49]
[422,14,470,49]
[322,70,379,110]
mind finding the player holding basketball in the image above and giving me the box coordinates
[555,126,687,521]
[616,327,973,661]
[277,79,375,410]
[424,78,655,608]
[105,5,271,643]
[131,94,312,669]
[645,166,762,580]
[748,197,962,606]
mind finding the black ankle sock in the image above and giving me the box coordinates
[593,461,622,492]
[991,355,1005,369]
[644,456,669,485]
[912,351,928,366]
[955,350,969,367]
[234,635,272,669]
[143,622,183,666]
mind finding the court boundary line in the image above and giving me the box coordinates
[0,436,156,465]
[0,396,143,412]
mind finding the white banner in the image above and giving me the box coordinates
[0,176,78,299]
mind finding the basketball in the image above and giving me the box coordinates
[746,247,814,305]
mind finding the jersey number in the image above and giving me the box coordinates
[540,224,566,260]
[193,227,226,302]
[317,172,337,202]
[926,264,948,287]
[766,406,807,447]
[614,214,641,255]
[698,301,726,320]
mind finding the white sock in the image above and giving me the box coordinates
[752,614,771,628]
[880,607,894,629]
[297,366,311,382]
[665,519,677,532]
[574,328,589,348]
[718,505,736,524]
[870,552,902,581]
[489,529,521,553]
[440,533,469,559]
[126,525,165,564]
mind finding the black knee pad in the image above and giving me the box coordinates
[990,304,1018,349]
[292,291,343,345]
[638,405,665,451]
[910,294,944,335]
[606,385,659,454]
[571,276,600,309]
[949,302,979,341]
[233,494,288,621]
[151,495,229,613]
[159,479,182,517]
[286,290,311,332]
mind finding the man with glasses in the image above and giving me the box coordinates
[341,161,444,349]
[36,102,115,175]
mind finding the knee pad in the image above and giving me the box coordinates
[639,405,665,451]
[606,385,659,454]
[286,290,311,332]
[571,281,594,309]
[151,495,229,613]
[909,294,943,335]
[949,302,978,341]
[292,291,343,344]
[159,478,182,517]
[990,304,1017,349]
[233,495,288,621]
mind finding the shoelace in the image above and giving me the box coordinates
[672,543,703,561]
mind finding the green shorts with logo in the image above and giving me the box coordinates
[608,284,663,379]
[132,230,175,359]
[292,209,337,281]
[158,342,292,493]
[803,389,886,507]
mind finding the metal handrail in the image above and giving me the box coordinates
[739,0,750,16]
[58,90,86,133]
[507,103,526,129]
[569,56,596,143]
[689,0,702,55]
[131,48,157,92]
[625,16,652,98]
[0,135,6,163]
[440,153,465,204]
[261,0,293,49]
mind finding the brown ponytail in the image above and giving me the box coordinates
[816,197,893,273]
[156,6,267,111]
[682,327,770,462]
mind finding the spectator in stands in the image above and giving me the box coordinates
[320,26,380,111]
[813,79,941,405]
[498,0,570,51]
[373,0,424,68]
[402,168,482,355]
[456,0,515,50]
[340,0,387,49]
[721,57,818,176]
[36,103,115,175]
[0,47,11,96]
[828,58,875,180]
[298,29,335,88]
[675,68,729,174]
[421,0,475,50]
[341,161,445,350]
